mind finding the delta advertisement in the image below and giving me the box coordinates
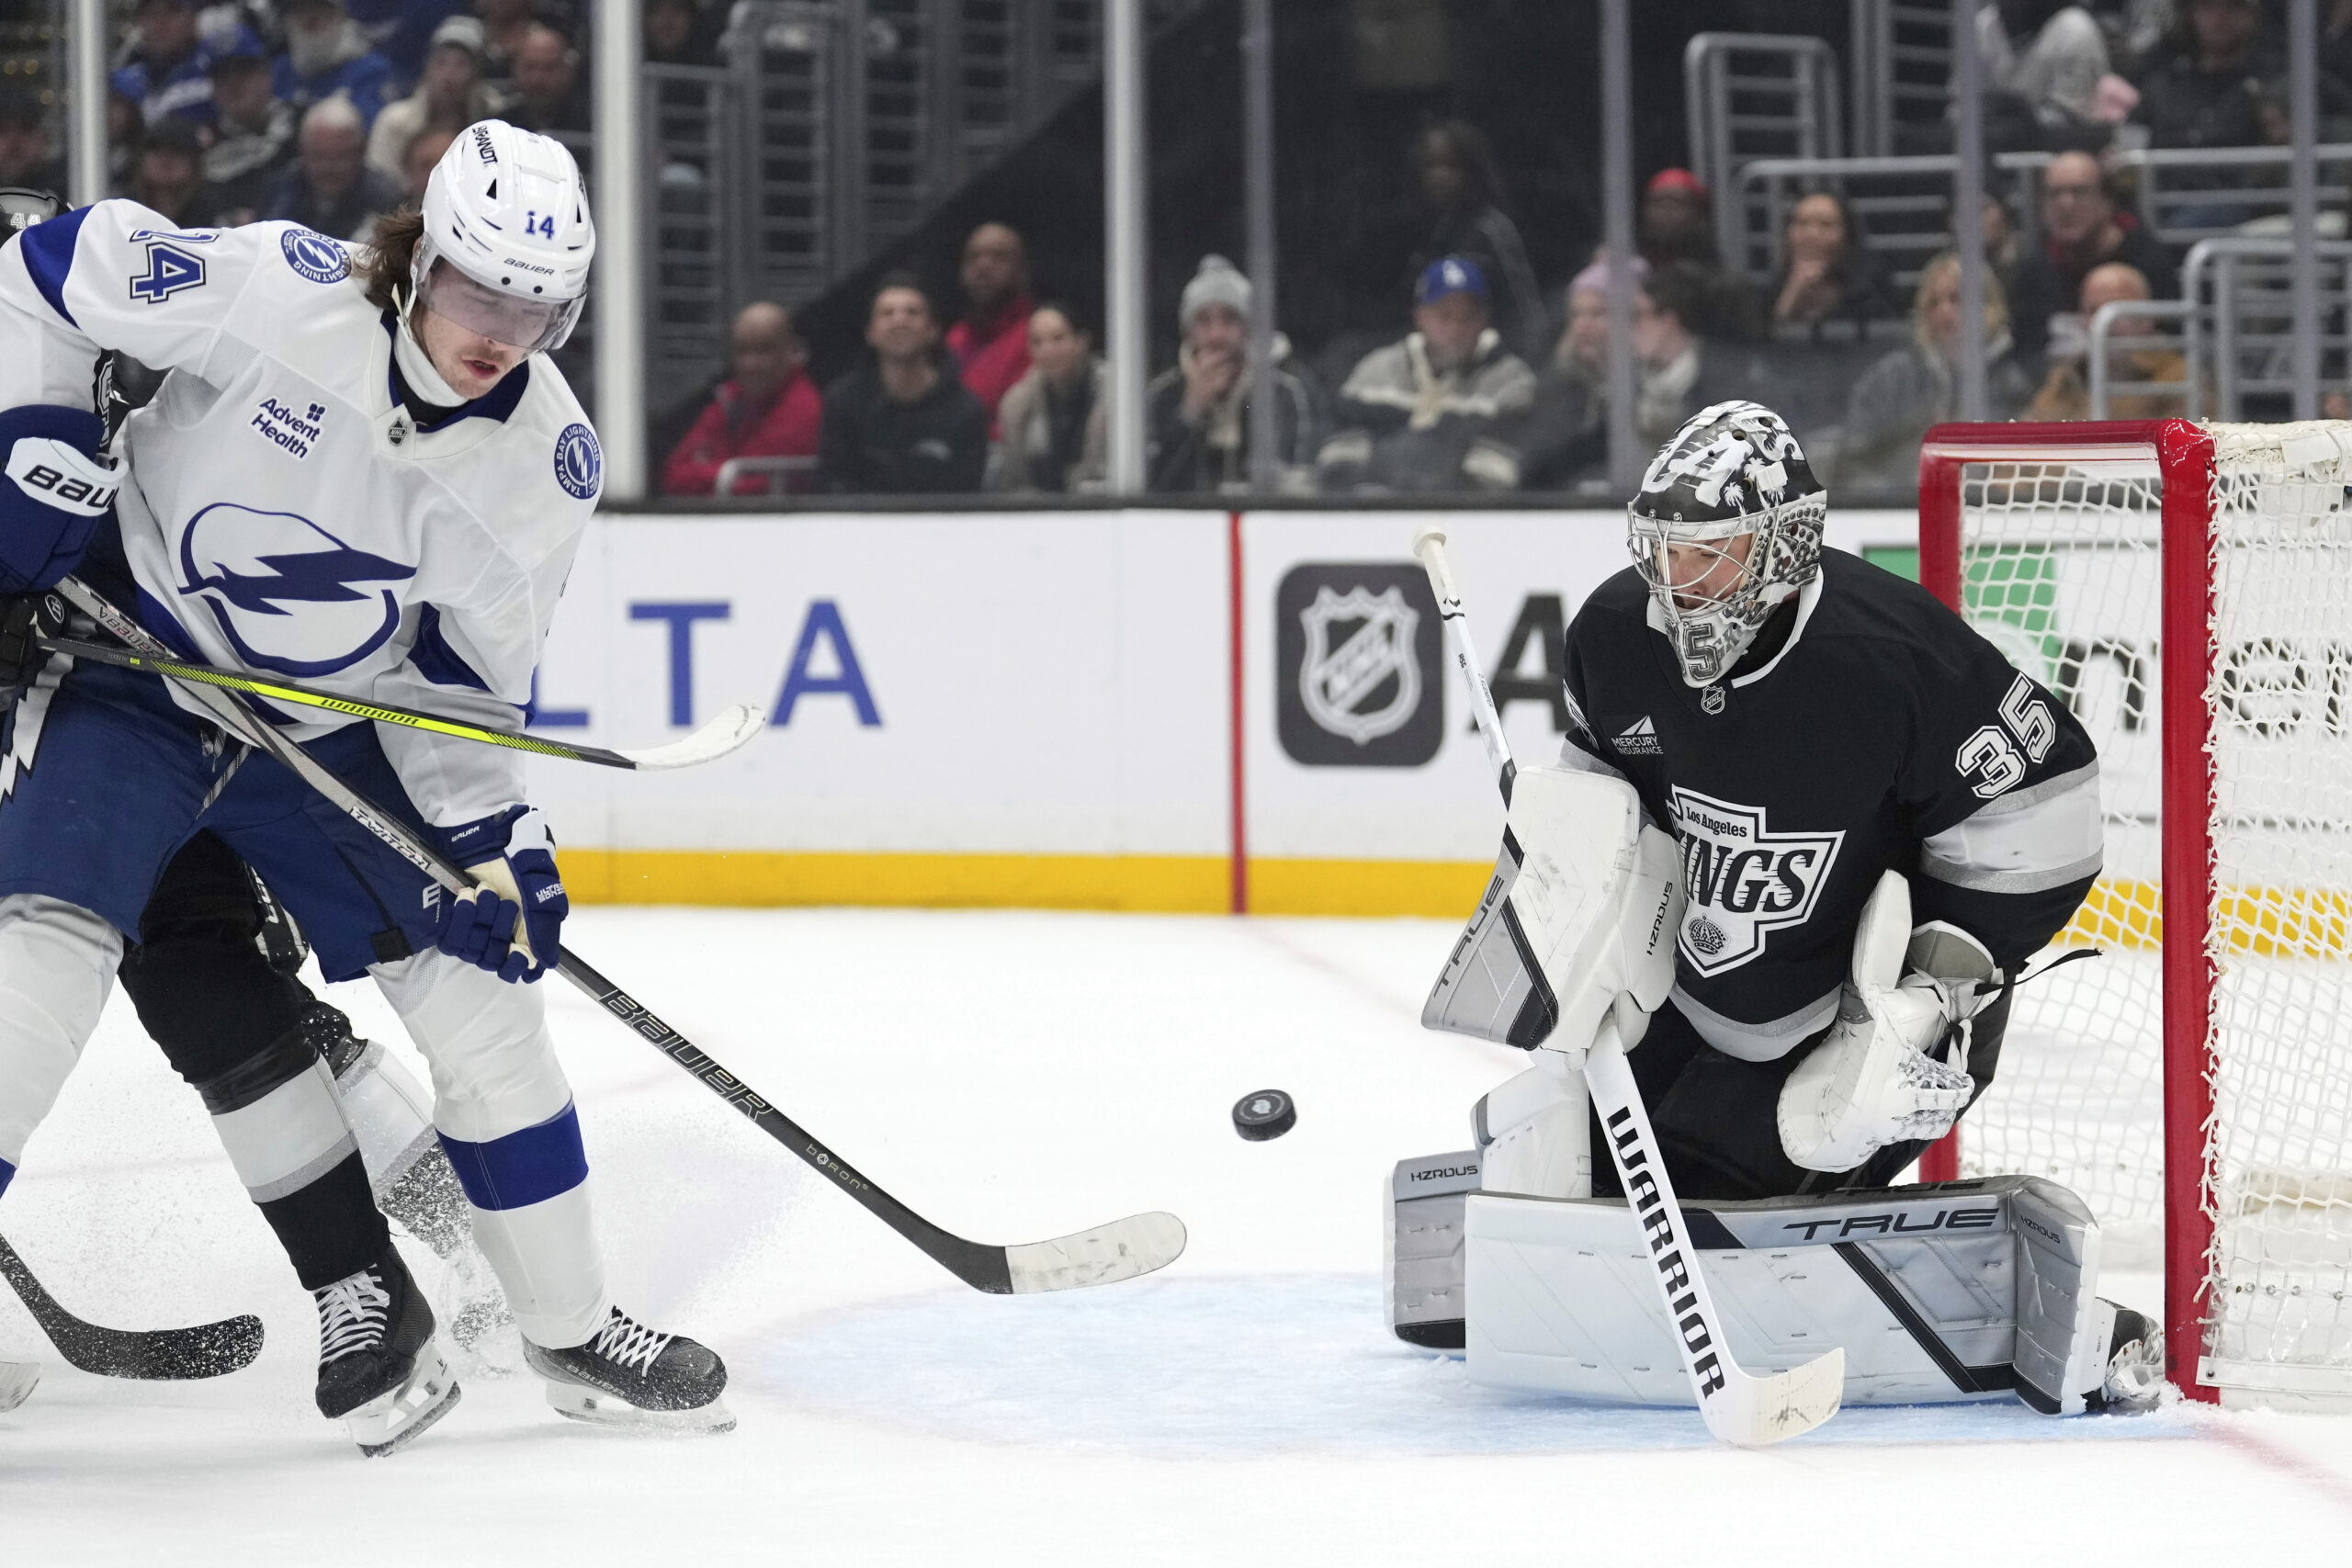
[529,507,1919,914]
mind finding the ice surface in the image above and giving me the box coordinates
[2,908,2347,1565]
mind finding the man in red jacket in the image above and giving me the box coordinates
[944,221,1034,423]
[662,300,824,496]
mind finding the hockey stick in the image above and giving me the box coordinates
[0,1233,264,1380]
[34,632,764,772]
[51,577,1186,1297]
[1411,527,1843,1448]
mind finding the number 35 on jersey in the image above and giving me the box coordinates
[1957,673,2059,800]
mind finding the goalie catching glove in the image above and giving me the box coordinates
[1777,869,1999,1172]
[434,806,569,983]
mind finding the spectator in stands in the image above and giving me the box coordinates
[275,0,396,128]
[1406,120,1546,363]
[130,116,217,228]
[0,90,64,194]
[647,0,723,67]
[509,25,588,136]
[820,273,989,494]
[663,302,824,497]
[348,0,466,92]
[113,0,215,127]
[1838,253,2034,490]
[1631,261,1760,448]
[474,0,542,89]
[1637,166,1760,341]
[2024,261,2203,419]
[1521,256,1638,492]
[2007,150,2179,360]
[1769,191,1900,338]
[400,126,458,201]
[260,96,402,243]
[202,28,296,226]
[1145,254,1322,494]
[2133,0,2279,153]
[989,303,1106,494]
[367,17,498,184]
[1972,2,2133,142]
[1318,257,1535,494]
[946,222,1034,423]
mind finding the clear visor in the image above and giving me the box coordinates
[416,259,575,354]
[1628,521,1757,612]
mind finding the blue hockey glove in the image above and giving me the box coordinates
[434,806,568,983]
[0,405,119,594]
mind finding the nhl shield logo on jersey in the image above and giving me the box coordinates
[175,502,417,677]
[1274,563,1442,766]
[1668,785,1844,976]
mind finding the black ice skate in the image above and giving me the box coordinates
[312,1250,460,1458]
[523,1305,733,1434]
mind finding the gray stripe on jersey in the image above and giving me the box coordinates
[1671,983,1840,1063]
[1920,763,2104,893]
[1556,734,1628,782]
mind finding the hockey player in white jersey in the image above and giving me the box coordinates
[0,123,729,1453]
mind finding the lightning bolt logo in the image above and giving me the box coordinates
[175,503,418,678]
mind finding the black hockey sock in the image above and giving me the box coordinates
[258,1150,389,1291]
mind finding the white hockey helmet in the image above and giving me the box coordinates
[1626,400,1826,688]
[411,119,594,355]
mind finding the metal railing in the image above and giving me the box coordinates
[1849,0,1952,157]
[2181,236,2352,420]
[1685,32,1844,268]
[712,455,823,495]
[2086,299,2197,419]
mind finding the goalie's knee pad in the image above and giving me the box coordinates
[1472,1055,1591,1201]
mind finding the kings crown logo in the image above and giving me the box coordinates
[1275,563,1442,767]
[1668,786,1843,976]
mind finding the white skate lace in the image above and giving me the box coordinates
[588,1309,673,1375]
[315,1270,391,1364]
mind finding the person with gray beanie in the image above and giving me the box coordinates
[1144,254,1323,493]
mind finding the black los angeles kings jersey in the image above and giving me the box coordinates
[1560,550,2100,1063]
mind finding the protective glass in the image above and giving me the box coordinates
[417,260,575,354]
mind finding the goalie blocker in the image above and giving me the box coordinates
[1388,1165,2163,1414]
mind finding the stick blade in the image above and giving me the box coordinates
[617,704,766,769]
[0,1359,37,1412]
[54,1313,266,1381]
[1703,1348,1845,1448]
[1004,1211,1187,1294]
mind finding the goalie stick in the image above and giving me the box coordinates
[50,577,1187,1298]
[33,631,765,772]
[1410,527,1844,1448]
[0,1233,264,1380]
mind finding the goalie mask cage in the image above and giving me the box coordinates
[1918,419,2352,1408]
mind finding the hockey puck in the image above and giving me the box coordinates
[1232,1089,1296,1141]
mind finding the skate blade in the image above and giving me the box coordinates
[348,1345,462,1459]
[543,1380,735,1436]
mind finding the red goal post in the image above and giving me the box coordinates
[1917,419,2352,1408]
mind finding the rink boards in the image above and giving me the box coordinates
[526,506,1917,913]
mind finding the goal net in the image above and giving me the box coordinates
[1918,420,2352,1408]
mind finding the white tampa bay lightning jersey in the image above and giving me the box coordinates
[0,200,601,828]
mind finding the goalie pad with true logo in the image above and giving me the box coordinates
[1422,767,1682,1053]
[1456,1174,2143,1412]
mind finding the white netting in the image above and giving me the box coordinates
[1951,423,2352,1396]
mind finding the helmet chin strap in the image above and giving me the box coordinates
[390,287,468,410]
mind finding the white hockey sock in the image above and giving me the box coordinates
[0,895,120,1180]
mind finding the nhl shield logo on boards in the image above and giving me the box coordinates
[1668,785,1843,976]
[1275,563,1442,766]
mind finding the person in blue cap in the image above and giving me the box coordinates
[1318,255,1537,494]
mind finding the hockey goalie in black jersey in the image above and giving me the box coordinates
[1389,401,2164,1418]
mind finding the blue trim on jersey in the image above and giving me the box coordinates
[18,206,90,329]
[411,604,492,691]
[134,586,206,660]
[437,1102,588,1212]
[0,1155,14,1201]
[379,314,535,431]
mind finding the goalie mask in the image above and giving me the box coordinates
[1628,400,1826,688]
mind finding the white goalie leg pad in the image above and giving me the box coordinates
[330,1040,440,1198]
[0,896,119,1172]
[1422,767,1681,1053]
[1464,1174,2143,1412]
[1777,871,1979,1172]
[1472,1052,1592,1200]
